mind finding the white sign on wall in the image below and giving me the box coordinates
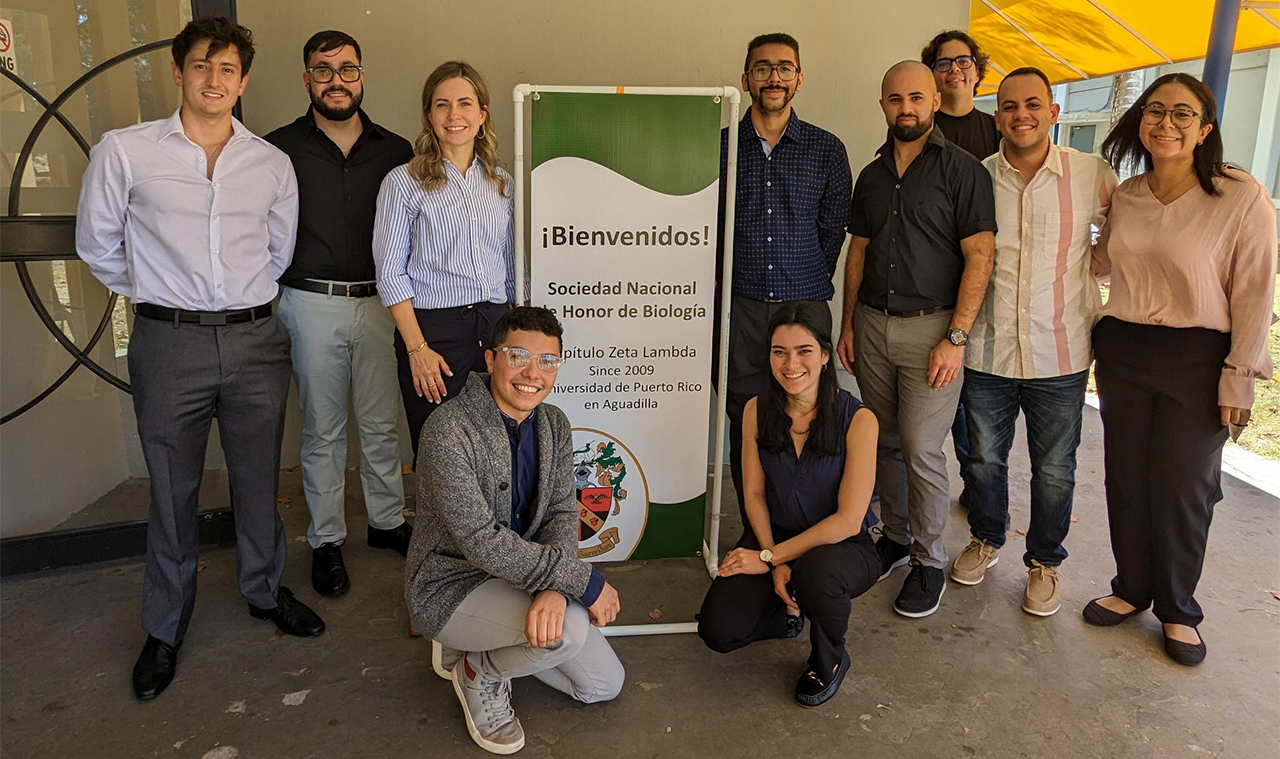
[0,19,16,76]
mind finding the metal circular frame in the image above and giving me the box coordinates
[1,39,174,425]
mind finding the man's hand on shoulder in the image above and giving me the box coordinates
[587,581,621,627]
[525,590,567,648]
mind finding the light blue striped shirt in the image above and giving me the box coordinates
[372,157,514,309]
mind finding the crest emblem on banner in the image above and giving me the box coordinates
[573,429,648,560]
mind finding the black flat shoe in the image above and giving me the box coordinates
[1082,597,1146,626]
[368,522,413,556]
[249,586,326,637]
[784,612,805,639]
[311,543,351,597]
[1164,629,1207,667]
[795,649,851,708]
[132,636,179,701]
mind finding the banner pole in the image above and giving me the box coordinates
[706,88,740,579]
[512,84,532,304]
[601,622,699,638]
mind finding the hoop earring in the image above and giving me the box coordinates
[477,124,486,141]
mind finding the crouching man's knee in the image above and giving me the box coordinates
[577,656,625,704]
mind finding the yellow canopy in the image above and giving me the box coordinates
[970,0,1280,95]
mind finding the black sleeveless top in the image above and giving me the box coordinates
[758,390,878,535]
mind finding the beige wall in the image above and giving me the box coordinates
[0,1,973,537]
[240,0,971,452]
[240,0,968,182]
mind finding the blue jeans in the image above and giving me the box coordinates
[952,402,972,500]
[962,369,1089,567]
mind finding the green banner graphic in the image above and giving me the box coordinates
[532,92,720,196]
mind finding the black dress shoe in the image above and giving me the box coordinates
[1082,597,1146,627]
[784,612,805,639]
[368,521,413,556]
[133,636,178,701]
[248,586,326,637]
[1164,628,1207,666]
[795,649,851,708]
[311,543,351,597]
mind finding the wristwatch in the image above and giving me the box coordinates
[947,328,969,347]
[759,549,776,569]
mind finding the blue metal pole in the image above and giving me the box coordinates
[1202,0,1242,122]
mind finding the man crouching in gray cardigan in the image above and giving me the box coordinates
[405,306,624,755]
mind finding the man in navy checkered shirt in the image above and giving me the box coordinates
[718,32,852,522]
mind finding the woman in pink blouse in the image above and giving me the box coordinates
[1087,73,1277,666]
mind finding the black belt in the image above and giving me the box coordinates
[281,278,378,298]
[134,302,273,325]
[867,305,953,318]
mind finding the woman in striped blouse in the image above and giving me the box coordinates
[373,61,515,466]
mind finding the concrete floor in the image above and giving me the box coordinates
[3,406,1278,759]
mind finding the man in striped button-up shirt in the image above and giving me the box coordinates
[949,68,1118,618]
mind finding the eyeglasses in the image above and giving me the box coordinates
[931,55,976,73]
[494,346,564,374]
[1140,104,1201,129]
[307,65,363,83]
[747,62,799,82]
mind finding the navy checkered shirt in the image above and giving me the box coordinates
[718,109,852,301]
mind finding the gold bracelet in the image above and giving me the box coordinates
[407,341,428,355]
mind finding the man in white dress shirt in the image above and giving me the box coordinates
[75,17,324,702]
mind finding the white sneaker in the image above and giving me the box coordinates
[432,640,459,681]
[452,654,525,755]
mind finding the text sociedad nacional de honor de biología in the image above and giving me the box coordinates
[541,224,711,322]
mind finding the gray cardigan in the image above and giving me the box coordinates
[404,372,594,640]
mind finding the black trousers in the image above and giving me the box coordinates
[698,528,878,676]
[723,296,831,523]
[129,314,292,646]
[394,302,509,468]
[1093,317,1231,627]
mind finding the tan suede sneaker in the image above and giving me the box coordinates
[1022,560,1061,616]
[949,538,999,585]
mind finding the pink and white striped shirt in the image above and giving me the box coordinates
[966,144,1118,379]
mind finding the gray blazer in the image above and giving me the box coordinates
[404,372,593,640]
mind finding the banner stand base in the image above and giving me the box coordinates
[602,622,698,637]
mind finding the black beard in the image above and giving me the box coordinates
[311,86,362,121]
[750,85,793,113]
[889,114,932,142]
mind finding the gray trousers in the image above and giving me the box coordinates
[436,579,624,704]
[853,304,963,568]
[129,313,292,646]
[277,287,405,547]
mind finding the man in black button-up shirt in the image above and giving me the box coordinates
[265,31,414,598]
[837,61,995,620]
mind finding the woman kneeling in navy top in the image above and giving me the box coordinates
[698,301,879,707]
